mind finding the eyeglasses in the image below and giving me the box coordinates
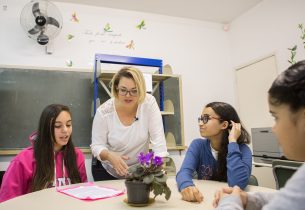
[198,114,222,124]
[117,87,138,96]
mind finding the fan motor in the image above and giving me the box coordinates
[35,16,46,26]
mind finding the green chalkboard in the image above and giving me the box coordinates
[0,67,93,151]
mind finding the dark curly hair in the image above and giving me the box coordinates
[268,60,305,112]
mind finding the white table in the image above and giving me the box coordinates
[0,177,276,210]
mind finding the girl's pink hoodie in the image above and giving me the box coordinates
[0,145,88,202]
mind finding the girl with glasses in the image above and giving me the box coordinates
[214,60,305,210]
[0,104,88,202]
[176,102,252,203]
[91,66,168,180]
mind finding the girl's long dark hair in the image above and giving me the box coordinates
[206,102,250,182]
[32,104,81,191]
[268,60,305,112]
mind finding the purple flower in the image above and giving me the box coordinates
[144,152,154,165]
[152,156,163,166]
[138,152,155,166]
[138,152,146,165]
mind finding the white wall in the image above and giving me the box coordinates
[0,0,234,181]
[229,0,305,73]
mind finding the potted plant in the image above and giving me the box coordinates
[125,152,171,204]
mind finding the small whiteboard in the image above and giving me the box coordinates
[143,73,152,93]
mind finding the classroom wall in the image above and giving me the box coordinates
[0,0,234,181]
[2,0,303,186]
[2,0,304,185]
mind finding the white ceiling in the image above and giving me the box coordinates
[55,0,263,23]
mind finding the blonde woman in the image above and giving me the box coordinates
[91,66,168,180]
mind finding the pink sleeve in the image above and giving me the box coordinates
[0,160,32,202]
[75,148,88,183]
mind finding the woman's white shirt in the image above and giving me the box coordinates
[91,93,169,178]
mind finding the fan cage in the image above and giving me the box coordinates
[20,0,63,41]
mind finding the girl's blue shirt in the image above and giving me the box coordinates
[176,138,252,191]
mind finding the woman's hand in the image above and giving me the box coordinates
[181,186,204,203]
[107,152,129,176]
[228,121,241,142]
[213,186,248,208]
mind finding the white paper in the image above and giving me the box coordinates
[61,185,123,199]
[143,73,153,93]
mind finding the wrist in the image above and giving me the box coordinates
[101,150,111,161]
[106,151,113,162]
[229,139,237,142]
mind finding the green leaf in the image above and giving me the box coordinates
[164,186,171,200]
[154,167,162,173]
[155,175,167,183]
[154,171,164,177]
[128,164,139,173]
[152,182,163,198]
[292,45,297,51]
[129,164,145,179]
[143,174,154,184]
[298,24,303,29]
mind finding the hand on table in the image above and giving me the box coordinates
[181,186,204,203]
[213,186,248,208]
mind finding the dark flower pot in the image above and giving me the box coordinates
[125,180,151,204]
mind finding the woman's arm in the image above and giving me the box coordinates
[90,107,129,176]
[90,109,109,160]
[226,143,252,189]
[147,95,168,157]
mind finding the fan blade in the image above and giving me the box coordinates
[47,17,60,28]
[28,25,41,35]
[32,2,41,18]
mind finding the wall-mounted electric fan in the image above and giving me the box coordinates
[20,0,63,45]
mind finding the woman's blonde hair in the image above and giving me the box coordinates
[110,66,146,104]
